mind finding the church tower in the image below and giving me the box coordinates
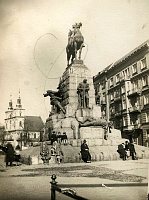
[13,91,25,130]
[14,90,25,117]
[5,96,14,132]
[5,91,25,142]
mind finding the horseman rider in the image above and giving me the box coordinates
[68,29,74,46]
[68,24,77,45]
[68,23,83,45]
[66,22,85,65]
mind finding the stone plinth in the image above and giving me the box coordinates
[52,117,80,139]
[80,126,104,139]
[79,126,104,146]
[108,129,122,139]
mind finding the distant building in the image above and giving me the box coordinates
[0,123,5,145]
[94,40,149,146]
[4,93,44,148]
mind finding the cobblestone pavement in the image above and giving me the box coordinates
[0,155,148,200]
[0,155,148,182]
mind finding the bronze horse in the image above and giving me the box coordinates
[66,23,84,66]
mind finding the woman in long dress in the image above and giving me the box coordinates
[81,140,91,163]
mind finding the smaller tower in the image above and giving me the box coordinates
[16,90,22,108]
[5,95,14,132]
[14,90,25,118]
[8,95,13,110]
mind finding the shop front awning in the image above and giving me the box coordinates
[122,128,143,138]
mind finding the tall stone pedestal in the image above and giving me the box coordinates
[60,60,97,116]
[46,60,103,145]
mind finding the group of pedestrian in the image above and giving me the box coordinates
[117,141,137,161]
[40,141,50,164]
[51,141,64,164]
[51,131,68,145]
[0,142,21,167]
[40,140,64,164]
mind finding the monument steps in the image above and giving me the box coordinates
[20,144,149,165]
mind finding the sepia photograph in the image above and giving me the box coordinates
[0,0,149,199]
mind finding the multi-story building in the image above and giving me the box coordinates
[5,93,44,148]
[94,40,149,146]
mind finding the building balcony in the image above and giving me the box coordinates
[134,123,141,129]
[115,111,122,117]
[110,99,114,104]
[128,105,142,113]
[143,103,149,110]
[101,100,106,105]
[126,124,141,130]
[116,81,120,85]
[125,125,134,130]
[127,89,141,98]
[114,96,121,102]
[142,85,149,93]
[121,109,127,115]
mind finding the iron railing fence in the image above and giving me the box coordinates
[50,174,148,200]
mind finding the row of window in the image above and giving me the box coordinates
[130,76,148,91]
[7,111,22,119]
[110,99,149,117]
[109,77,148,102]
[97,74,148,98]
[132,57,147,74]
[109,57,147,87]
[6,120,23,129]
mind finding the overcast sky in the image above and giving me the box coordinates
[0,0,149,124]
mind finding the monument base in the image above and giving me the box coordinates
[80,126,104,139]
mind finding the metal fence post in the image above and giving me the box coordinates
[50,174,57,200]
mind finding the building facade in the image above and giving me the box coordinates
[94,40,149,146]
[5,94,44,148]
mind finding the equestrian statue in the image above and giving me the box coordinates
[66,22,85,66]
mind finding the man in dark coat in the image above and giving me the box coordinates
[3,143,15,167]
[129,142,136,160]
[51,131,57,145]
[81,140,91,163]
[117,143,127,160]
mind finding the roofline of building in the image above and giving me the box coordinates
[94,39,149,80]
[93,64,112,80]
[109,39,149,70]
[24,115,43,118]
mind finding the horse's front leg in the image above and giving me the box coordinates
[66,48,71,66]
[79,43,85,60]
[74,42,77,60]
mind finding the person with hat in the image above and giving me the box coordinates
[117,143,127,161]
[129,142,136,160]
[80,140,91,163]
